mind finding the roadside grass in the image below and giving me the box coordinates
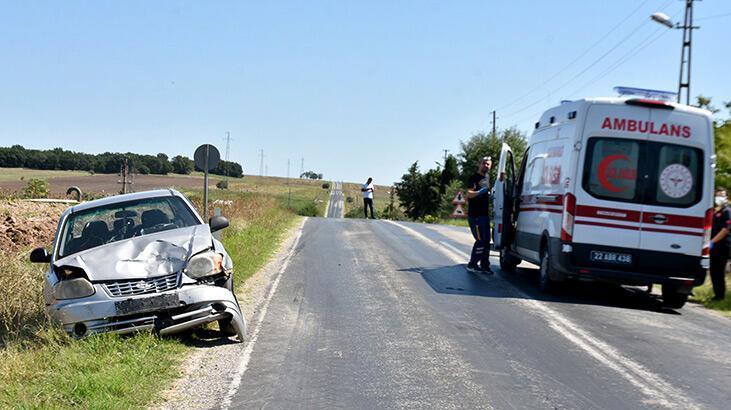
[0,331,187,408]
[0,250,190,409]
[689,272,731,317]
[437,218,470,227]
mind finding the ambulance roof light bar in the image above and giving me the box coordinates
[614,86,677,101]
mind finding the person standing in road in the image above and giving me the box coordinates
[361,177,376,219]
[710,188,730,300]
[465,156,493,274]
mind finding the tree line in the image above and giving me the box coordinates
[0,145,244,178]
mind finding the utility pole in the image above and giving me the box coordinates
[677,0,698,105]
[224,131,231,180]
[491,110,498,140]
[118,158,133,194]
[259,149,264,176]
[443,149,449,163]
[300,157,304,179]
[265,165,268,176]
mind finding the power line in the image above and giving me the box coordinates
[501,0,678,121]
[496,0,657,112]
[695,11,731,21]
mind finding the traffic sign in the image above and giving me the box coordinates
[451,204,466,218]
[194,144,221,223]
[452,190,466,204]
[194,144,221,171]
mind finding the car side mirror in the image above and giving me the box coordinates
[30,247,51,263]
[209,216,230,233]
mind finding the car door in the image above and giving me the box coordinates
[493,143,516,249]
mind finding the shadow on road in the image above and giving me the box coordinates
[398,264,681,315]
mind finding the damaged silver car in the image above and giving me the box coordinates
[30,189,246,341]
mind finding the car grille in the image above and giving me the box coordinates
[103,273,179,297]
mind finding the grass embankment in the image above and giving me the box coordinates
[0,177,324,408]
[690,272,731,317]
[0,168,91,182]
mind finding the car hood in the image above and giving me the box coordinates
[54,225,213,281]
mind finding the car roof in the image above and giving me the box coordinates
[66,189,182,214]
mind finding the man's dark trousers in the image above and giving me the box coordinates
[468,216,490,268]
[364,198,375,219]
[710,247,728,299]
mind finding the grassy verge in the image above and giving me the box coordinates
[0,331,187,408]
[690,272,731,317]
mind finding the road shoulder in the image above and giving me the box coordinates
[155,217,307,410]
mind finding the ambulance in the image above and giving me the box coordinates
[492,87,715,308]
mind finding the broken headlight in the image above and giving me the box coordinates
[185,251,224,279]
[54,278,95,300]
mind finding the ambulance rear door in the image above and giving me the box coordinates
[637,107,710,258]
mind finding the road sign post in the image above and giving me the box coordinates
[194,144,221,222]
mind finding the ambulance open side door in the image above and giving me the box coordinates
[493,143,516,249]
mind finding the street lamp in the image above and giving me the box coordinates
[651,1,699,105]
[651,12,674,28]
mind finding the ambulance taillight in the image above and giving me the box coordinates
[561,193,576,242]
[702,208,713,256]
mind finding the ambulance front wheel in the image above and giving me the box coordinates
[661,284,688,309]
[539,250,559,293]
[500,250,520,273]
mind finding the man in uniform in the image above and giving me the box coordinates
[466,156,493,274]
[710,188,730,300]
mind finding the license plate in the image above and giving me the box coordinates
[590,250,632,265]
[115,294,179,316]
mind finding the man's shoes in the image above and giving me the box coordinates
[712,296,725,301]
[466,264,480,273]
[481,265,494,275]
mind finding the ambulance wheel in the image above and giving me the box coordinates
[539,250,558,293]
[499,250,520,273]
[661,284,688,309]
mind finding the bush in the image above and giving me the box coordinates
[322,182,330,190]
[296,202,319,217]
[346,196,354,203]
[22,179,49,199]
[421,214,439,224]
[216,180,229,190]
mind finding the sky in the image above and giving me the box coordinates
[1,0,730,185]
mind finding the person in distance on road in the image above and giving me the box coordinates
[709,188,730,300]
[465,156,493,274]
[361,177,376,219]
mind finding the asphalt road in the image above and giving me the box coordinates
[225,218,731,409]
[326,182,344,219]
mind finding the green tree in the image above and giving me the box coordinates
[439,154,459,193]
[458,127,527,185]
[394,162,441,220]
[171,155,194,174]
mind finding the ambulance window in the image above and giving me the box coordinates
[649,143,702,207]
[583,138,640,202]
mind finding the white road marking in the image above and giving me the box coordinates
[384,220,698,409]
[220,220,306,410]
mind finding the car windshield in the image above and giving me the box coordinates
[57,196,200,258]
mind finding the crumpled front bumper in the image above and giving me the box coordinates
[47,283,247,342]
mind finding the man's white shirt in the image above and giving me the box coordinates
[362,183,374,199]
